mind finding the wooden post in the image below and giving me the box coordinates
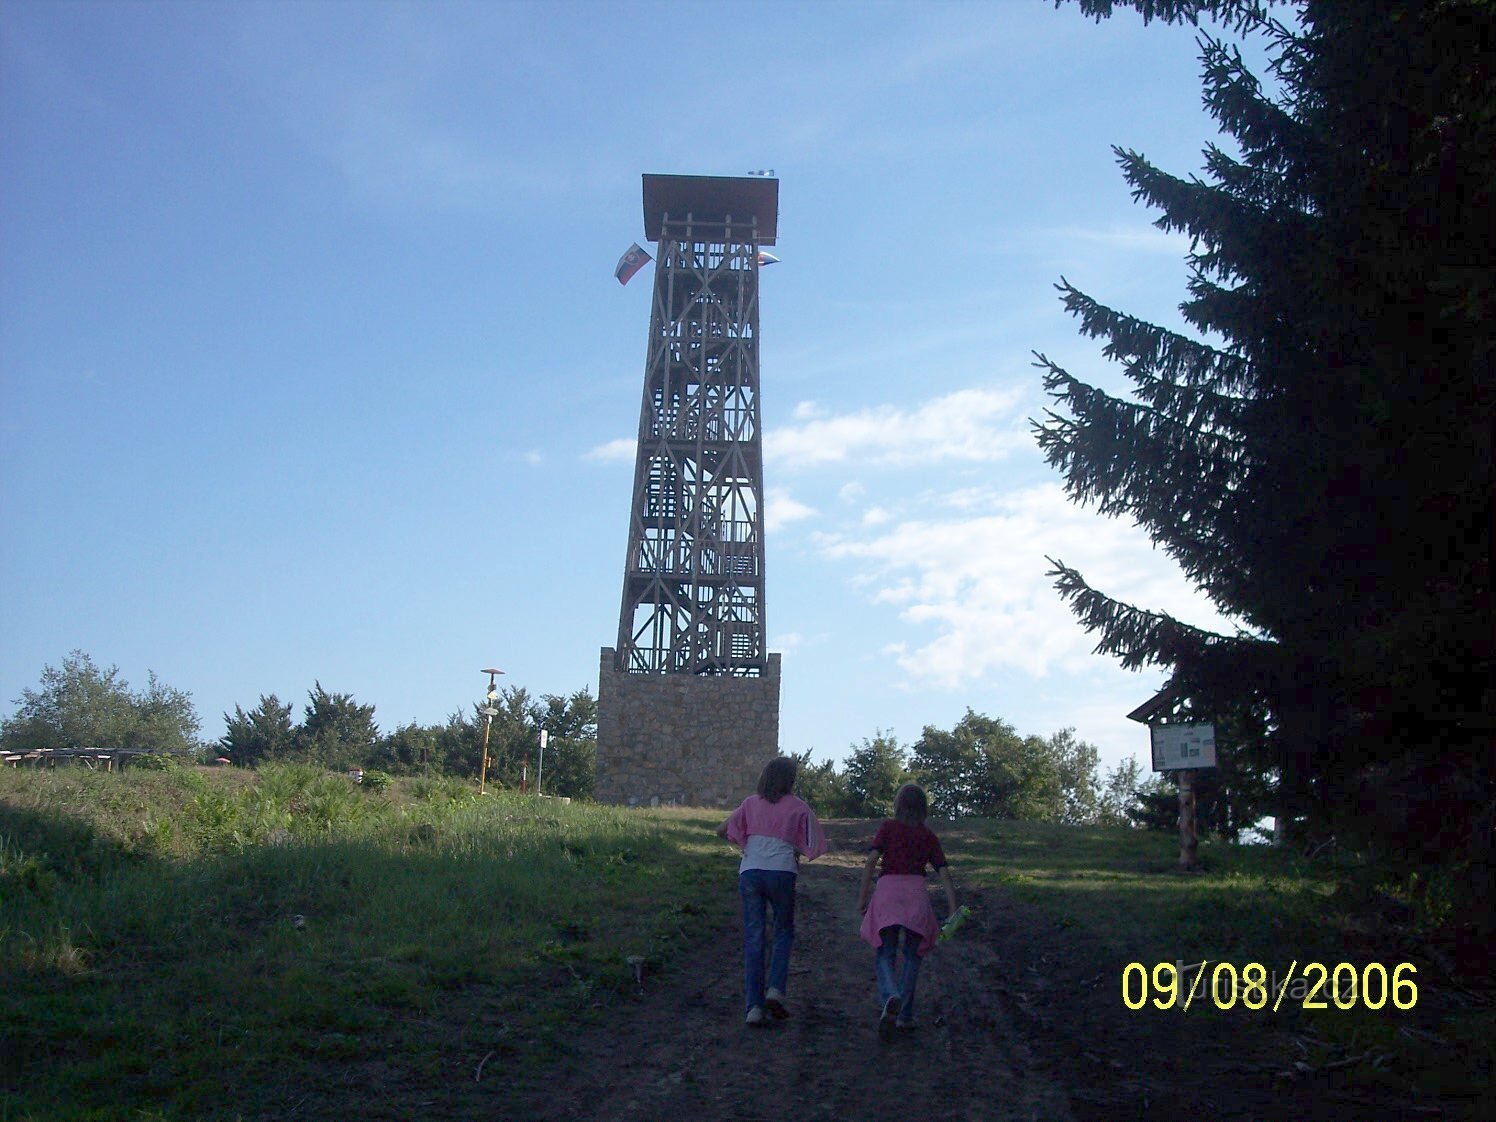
[478,712,494,796]
[1178,768,1199,870]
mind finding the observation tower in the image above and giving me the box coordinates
[596,173,781,806]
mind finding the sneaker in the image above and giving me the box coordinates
[765,987,789,1020]
[878,995,901,1041]
[745,1005,766,1027]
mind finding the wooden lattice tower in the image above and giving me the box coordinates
[613,174,779,677]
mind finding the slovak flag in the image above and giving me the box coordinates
[615,242,652,285]
[757,252,780,267]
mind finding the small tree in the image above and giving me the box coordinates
[297,683,379,771]
[221,694,297,767]
[1006,735,1065,821]
[913,711,1063,820]
[842,732,907,818]
[1,651,201,755]
[788,749,852,818]
[431,710,483,777]
[534,689,599,799]
[1047,727,1103,825]
[373,721,442,775]
[910,718,980,817]
[1097,756,1147,827]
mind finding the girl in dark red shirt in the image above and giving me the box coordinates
[856,782,958,1039]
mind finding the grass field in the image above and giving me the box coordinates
[2,764,1487,1119]
[1,764,730,1120]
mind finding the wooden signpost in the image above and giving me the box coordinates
[1128,685,1217,872]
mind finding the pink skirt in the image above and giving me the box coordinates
[859,874,940,956]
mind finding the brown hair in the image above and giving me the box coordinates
[893,782,928,825]
[757,756,798,803]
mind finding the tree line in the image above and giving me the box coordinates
[220,683,599,799]
[5,652,1185,828]
[0,651,598,799]
[788,713,1157,829]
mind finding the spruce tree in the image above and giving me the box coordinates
[1035,0,1494,914]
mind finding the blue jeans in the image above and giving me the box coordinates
[739,869,796,1012]
[875,925,922,1022]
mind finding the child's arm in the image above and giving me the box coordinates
[797,806,828,862]
[718,800,748,845]
[856,850,879,914]
[938,865,958,917]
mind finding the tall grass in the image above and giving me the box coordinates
[0,764,729,1121]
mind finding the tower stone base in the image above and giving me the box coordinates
[595,647,781,807]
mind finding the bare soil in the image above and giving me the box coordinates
[495,821,1473,1122]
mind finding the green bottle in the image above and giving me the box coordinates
[936,904,972,943]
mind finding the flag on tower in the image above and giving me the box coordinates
[757,252,780,267]
[615,242,652,285]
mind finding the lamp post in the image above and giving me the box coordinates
[478,668,504,795]
[536,728,548,797]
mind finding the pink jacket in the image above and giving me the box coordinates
[860,874,940,956]
[722,794,827,861]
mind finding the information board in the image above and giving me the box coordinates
[1149,723,1217,771]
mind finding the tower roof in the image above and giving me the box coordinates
[642,174,778,245]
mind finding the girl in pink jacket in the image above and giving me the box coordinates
[717,756,827,1026]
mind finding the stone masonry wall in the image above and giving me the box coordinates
[595,647,781,808]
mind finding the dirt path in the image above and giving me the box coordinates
[511,821,1071,1121]
[504,821,1458,1122]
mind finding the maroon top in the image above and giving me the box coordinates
[870,819,947,876]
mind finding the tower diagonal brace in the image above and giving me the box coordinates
[615,211,768,677]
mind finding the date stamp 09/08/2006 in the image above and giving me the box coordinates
[1121,960,1420,1013]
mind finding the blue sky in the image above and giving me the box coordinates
[2,0,1250,777]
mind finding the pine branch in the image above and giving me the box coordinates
[1061,0,1284,34]
[1055,279,1253,393]
[1031,356,1255,604]
[1044,557,1258,671]
[1117,150,1317,292]
[1034,357,1250,483]
[1197,34,1320,186]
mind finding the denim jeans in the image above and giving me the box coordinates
[875,925,922,1022]
[739,869,796,1012]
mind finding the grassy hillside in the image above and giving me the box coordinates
[3,765,1487,1120]
[1,764,729,1120]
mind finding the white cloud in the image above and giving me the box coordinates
[817,482,1236,690]
[584,438,636,464]
[765,386,1028,470]
[939,486,1007,512]
[765,487,818,533]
